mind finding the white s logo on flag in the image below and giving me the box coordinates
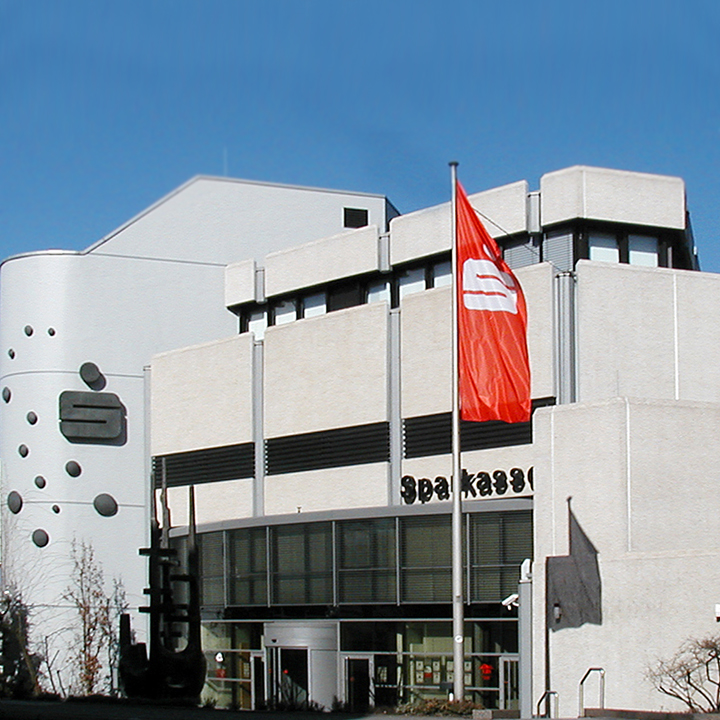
[462,257,518,314]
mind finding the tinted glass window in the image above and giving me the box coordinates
[344,208,369,228]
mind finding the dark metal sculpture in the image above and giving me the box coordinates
[119,483,206,701]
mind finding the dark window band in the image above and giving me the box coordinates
[266,422,390,475]
[153,401,553,485]
[153,442,255,488]
[403,397,555,459]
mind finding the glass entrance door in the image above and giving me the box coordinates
[269,647,308,709]
[345,656,372,711]
[500,656,519,710]
[252,652,265,709]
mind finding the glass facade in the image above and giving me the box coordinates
[271,523,333,605]
[194,504,531,709]
[201,618,519,709]
[338,518,396,603]
[198,510,531,608]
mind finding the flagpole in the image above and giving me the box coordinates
[450,160,465,701]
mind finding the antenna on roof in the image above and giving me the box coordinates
[223,147,228,177]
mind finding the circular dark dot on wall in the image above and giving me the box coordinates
[2,387,11,403]
[65,460,81,477]
[52,505,60,514]
[47,328,56,336]
[79,362,106,391]
[7,491,23,514]
[32,529,49,548]
[24,325,33,337]
[18,444,29,458]
[34,475,46,489]
[26,411,38,425]
[8,349,15,359]
[93,493,118,517]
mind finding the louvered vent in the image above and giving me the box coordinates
[403,398,554,459]
[504,240,538,269]
[544,230,574,272]
[266,422,390,475]
[152,443,255,487]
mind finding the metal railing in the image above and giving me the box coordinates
[536,689,558,718]
[578,667,605,717]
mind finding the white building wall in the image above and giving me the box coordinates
[400,263,554,422]
[400,287,452,418]
[533,398,720,713]
[540,166,686,230]
[675,268,720,402]
[264,225,381,297]
[264,302,388,437]
[89,176,391,265]
[225,259,257,307]
[137,165,707,712]
[0,250,235,678]
[577,261,720,404]
[151,334,254,456]
[167,479,254,528]
[390,181,529,266]
[264,463,388,516]
[0,174,397,690]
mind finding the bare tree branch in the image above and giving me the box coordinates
[648,636,720,712]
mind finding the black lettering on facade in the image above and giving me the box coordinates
[400,466,534,505]
[493,470,508,495]
[418,478,433,503]
[401,475,417,504]
[510,467,525,492]
[477,471,492,497]
[434,476,450,500]
[461,469,477,497]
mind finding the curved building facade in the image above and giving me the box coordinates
[0,176,395,689]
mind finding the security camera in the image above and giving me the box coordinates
[502,593,519,608]
[714,604,720,622]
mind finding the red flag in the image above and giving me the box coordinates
[456,180,531,423]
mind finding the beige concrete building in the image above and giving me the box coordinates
[148,166,715,714]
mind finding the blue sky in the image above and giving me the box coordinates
[2,0,720,269]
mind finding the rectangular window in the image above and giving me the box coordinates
[327,280,362,312]
[272,298,297,326]
[544,230,574,272]
[302,292,326,318]
[469,510,532,602]
[588,232,619,263]
[398,266,426,301]
[400,515,452,602]
[344,207,369,228]
[271,523,333,604]
[228,527,267,605]
[338,519,396,603]
[431,260,452,288]
[366,278,391,304]
[629,234,659,267]
[199,532,225,606]
[340,622,399,652]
